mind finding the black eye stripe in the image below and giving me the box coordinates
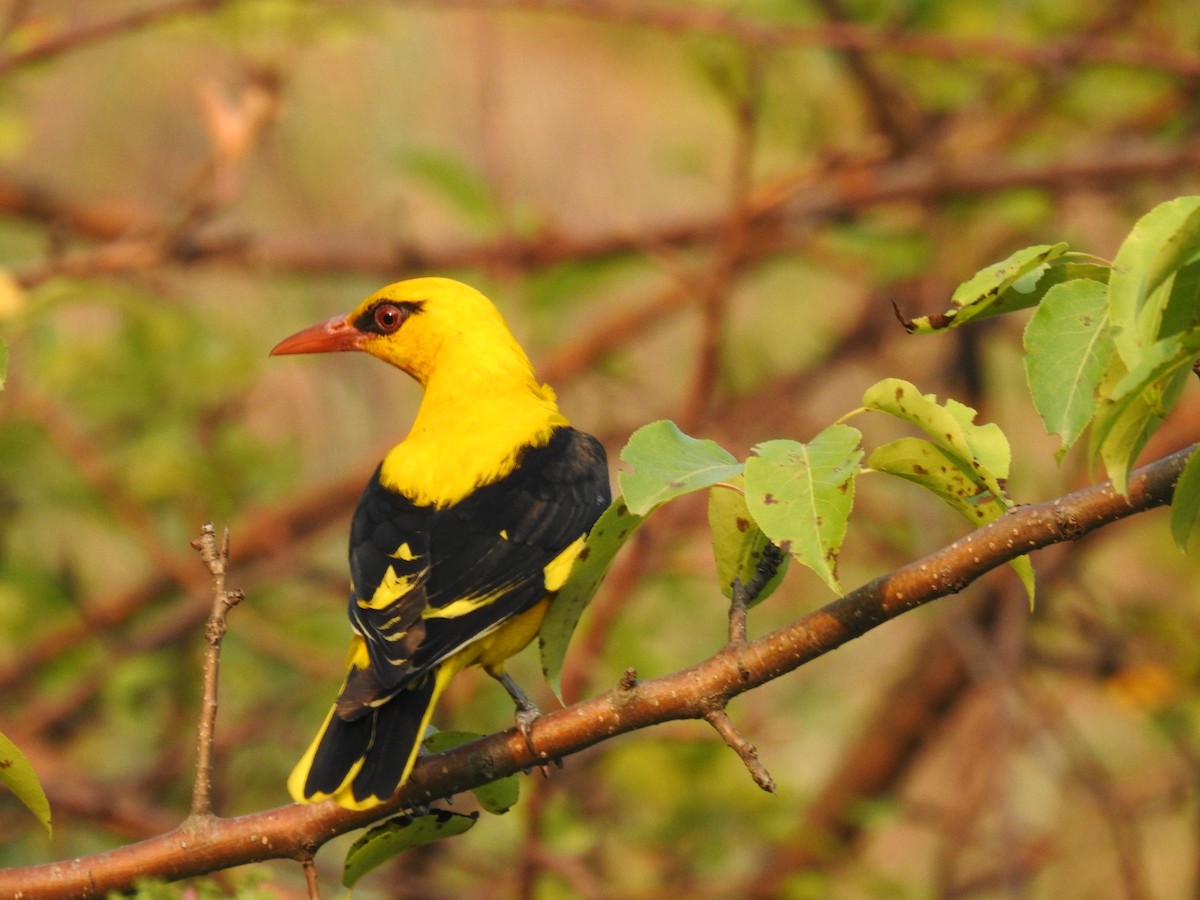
[354,300,423,335]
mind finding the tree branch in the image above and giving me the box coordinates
[189,524,243,820]
[396,0,1200,78]
[0,0,230,77]
[9,139,1200,288]
[0,445,1190,898]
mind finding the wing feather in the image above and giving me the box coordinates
[342,427,609,707]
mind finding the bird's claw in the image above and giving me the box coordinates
[514,701,542,758]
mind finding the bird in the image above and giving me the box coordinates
[271,277,610,810]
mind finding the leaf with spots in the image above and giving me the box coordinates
[618,420,744,516]
[868,437,1034,604]
[708,476,789,607]
[540,497,644,702]
[862,378,1011,502]
[0,731,50,835]
[902,243,1083,333]
[423,730,519,814]
[744,425,862,595]
[343,809,478,887]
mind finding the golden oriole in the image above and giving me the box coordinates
[271,277,610,810]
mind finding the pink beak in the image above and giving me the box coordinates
[270,315,365,356]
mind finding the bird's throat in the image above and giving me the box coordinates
[378,363,567,508]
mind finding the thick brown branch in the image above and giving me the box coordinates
[0,445,1190,898]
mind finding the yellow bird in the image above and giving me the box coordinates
[271,277,610,810]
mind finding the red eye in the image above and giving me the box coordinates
[373,304,404,333]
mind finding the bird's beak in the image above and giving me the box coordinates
[270,315,365,356]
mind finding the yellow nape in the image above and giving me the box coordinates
[358,278,568,507]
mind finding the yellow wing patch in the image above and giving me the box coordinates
[543,535,586,592]
[359,565,422,611]
[421,587,510,621]
[391,542,419,561]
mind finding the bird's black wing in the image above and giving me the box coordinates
[344,426,609,702]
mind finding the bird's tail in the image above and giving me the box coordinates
[289,638,445,810]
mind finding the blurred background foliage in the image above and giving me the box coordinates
[1,1,1199,897]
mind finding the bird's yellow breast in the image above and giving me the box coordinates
[379,370,567,507]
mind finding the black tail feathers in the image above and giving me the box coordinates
[294,670,439,809]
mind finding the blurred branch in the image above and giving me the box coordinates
[11,137,1200,288]
[14,393,206,594]
[679,52,761,429]
[403,0,1200,77]
[0,732,180,841]
[0,0,231,77]
[1,443,1190,897]
[0,469,365,697]
[745,563,1058,894]
[807,0,926,154]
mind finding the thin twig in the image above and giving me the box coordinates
[703,708,776,793]
[189,523,243,819]
[715,544,785,789]
[729,543,785,644]
[300,854,319,900]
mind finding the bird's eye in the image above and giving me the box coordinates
[373,304,404,334]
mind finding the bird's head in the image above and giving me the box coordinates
[270,277,526,385]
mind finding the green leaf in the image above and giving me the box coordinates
[862,378,1011,500]
[422,731,519,814]
[1158,259,1200,340]
[1109,195,1200,367]
[618,420,743,516]
[1091,348,1193,495]
[0,730,51,835]
[1110,330,1200,406]
[1171,447,1200,552]
[1023,278,1113,457]
[904,243,1072,332]
[1090,322,1200,495]
[0,339,6,391]
[343,810,478,887]
[867,437,1035,604]
[744,426,862,594]
[708,476,789,606]
[540,497,644,702]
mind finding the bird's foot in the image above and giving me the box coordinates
[490,668,544,760]
[514,700,542,758]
